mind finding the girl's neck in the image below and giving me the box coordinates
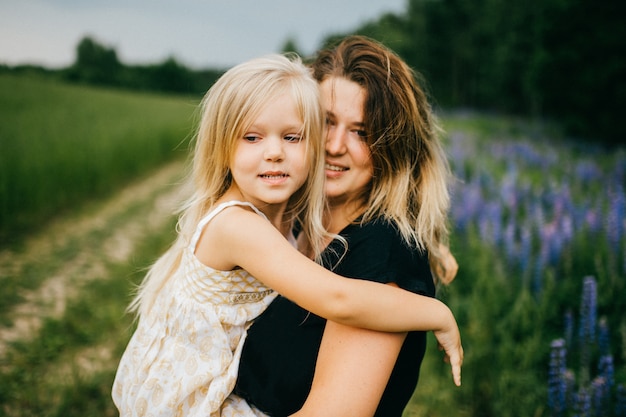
[219,189,292,238]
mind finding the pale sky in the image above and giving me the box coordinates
[0,0,408,69]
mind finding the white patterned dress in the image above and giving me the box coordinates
[112,201,277,417]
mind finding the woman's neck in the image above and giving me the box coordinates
[324,198,366,234]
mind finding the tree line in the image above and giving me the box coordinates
[343,0,625,146]
[2,0,624,145]
[1,37,225,96]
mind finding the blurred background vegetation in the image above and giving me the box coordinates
[2,0,623,146]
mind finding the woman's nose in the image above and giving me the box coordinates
[325,127,346,155]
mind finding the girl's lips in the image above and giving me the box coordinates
[259,171,289,184]
[259,172,288,178]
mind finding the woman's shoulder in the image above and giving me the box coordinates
[344,217,406,247]
[333,217,434,295]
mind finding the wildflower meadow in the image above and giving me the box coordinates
[412,114,625,416]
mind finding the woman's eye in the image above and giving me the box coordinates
[355,130,367,138]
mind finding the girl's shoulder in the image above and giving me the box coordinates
[190,201,267,249]
[206,200,267,222]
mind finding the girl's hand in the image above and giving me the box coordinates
[433,318,463,387]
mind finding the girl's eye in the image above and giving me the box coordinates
[284,135,303,142]
[354,130,367,138]
[243,135,260,142]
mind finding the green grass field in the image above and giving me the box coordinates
[0,74,197,245]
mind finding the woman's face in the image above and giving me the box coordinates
[319,77,373,205]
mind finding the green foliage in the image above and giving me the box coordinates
[67,36,121,85]
[0,74,194,245]
[281,37,305,59]
[330,0,626,145]
[59,36,225,95]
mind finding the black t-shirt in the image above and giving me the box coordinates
[234,219,435,416]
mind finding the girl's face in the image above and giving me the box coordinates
[230,93,309,209]
[320,77,374,206]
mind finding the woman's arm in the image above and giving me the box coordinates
[291,309,406,417]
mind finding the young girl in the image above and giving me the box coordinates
[112,54,462,417]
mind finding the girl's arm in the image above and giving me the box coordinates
[198,207,462,380]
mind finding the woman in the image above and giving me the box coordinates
[233,36,460,416]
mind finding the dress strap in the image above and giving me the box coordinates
[189,201,268,251]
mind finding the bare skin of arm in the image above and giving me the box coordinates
[196,206,463,381]
[292,285,407,417]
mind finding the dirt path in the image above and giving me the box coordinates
[0,160,188,357]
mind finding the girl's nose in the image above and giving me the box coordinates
[264,136,285,161]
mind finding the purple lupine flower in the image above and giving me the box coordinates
[584,207,602,234]
[598,355,614,392]
[578,276,598,381]
[452,178,484,232]
[613,153,626,185]
[564,370,576,410]
[579,276,598,345]
[575,160,603,184]
[575,386,591,417]
[548,338,568,417]
[503,220,518,267]
[591,376,609,417]
[598,317,610,356]
[500,164,519,208]
[533,248,548,294]
[560,214,574,246]
[535,217,565,273]
[563,309,574,348]
[606,187,625,248]
[616,384,626,417]
[519,227,532,273]
[477,202,503,246]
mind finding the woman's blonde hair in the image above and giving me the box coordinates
[312,36,452,282]
[129,54,329,317]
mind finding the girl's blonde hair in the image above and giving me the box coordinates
[129,54,329,317]
[312,36,452,283]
